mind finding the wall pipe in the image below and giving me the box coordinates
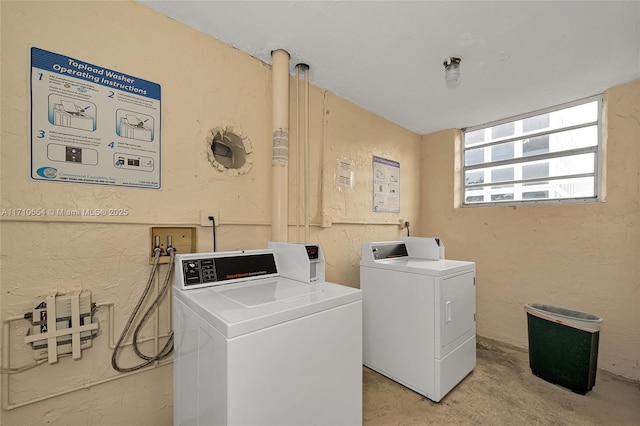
[1,300,172,410]
[295,63,310,243]
[1,265,173,411]
[0,217,402,228]
[295,65,301,242]
[303,64,310,243]
[2,315,24,410]
[320,91,332,228]
[271,49,290,242]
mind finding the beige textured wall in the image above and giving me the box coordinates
[0,1,419,425]
[305,93,421,287]
[419,81,640,381]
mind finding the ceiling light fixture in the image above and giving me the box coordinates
[443,57,461,89]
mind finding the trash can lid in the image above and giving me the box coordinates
[525,303,603,333]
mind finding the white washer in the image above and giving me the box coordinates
[360,237,476,402]
[173,244,362,426]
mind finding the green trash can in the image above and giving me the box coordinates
[525,303,603,394]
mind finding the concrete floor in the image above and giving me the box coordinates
[363,337,640,425]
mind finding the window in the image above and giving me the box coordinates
[462,96,602,205]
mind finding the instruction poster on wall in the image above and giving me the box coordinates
[372,156,400,213]
[30,47,161,188]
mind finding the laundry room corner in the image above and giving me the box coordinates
[418,80,640,382]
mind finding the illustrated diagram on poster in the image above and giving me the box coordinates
[30,47,161,188]
[49,95,96,131]
[116,109,154,142]
[372,156,400,213]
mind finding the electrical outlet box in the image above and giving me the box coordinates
[150,227,197,264]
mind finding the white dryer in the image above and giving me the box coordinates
[173,243,362,426]
[360,237,476,402]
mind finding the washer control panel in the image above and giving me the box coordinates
[182,258,217,287]
[177,251,279,290]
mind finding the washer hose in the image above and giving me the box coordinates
[111,248,175,372]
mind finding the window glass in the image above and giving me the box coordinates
[465,129,485,147]
[465,195,484,203]
[490,122,514,140]
[491,193,514,201]
[523,136,549,157]
[491,142,515,161]
[465,147,484,166]
[490,167,514,183]
[522,163,549,179]
[523,113,550,133]
[462,97,601,205]
[465,170,484,185]
[523,191,549,199]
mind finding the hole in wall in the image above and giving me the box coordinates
[212,131,245,169]
[206,126,253,176]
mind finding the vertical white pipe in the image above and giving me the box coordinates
[304,65,310,242]
[320,91,331,228]
[3,321,14,409]
[295,63,310,243]
[296,65,301,242]
[271,49,290,242]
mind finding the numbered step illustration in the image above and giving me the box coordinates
[114,153,154,172]
[116,109,154,142]
[47,144,98,165]
[48,95,96,131]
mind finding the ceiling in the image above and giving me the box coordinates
[140,1,640,135]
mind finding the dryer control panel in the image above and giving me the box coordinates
[370,243,409,260]
[361,237,445,262]
[361,241,409,261]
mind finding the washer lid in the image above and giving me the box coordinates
[174,277,362,338]
[217,279,319,307]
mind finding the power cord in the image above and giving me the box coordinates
[208,215,217,251]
